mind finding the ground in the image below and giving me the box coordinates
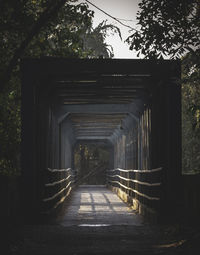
[6,186,200,255]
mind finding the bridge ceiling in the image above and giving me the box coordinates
[44,59,166,141]
[69,113,128,139]
[53,74,150,105]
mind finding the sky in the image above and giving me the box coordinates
[82,0,141,59]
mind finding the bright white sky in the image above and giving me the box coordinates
[82,0,142,59]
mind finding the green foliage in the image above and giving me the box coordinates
[75,144,109,171]
[0,0,117,176]
[82,20,122,58]
[0,74,21,176]
[126,0,200,59]
[182,52,200,173]
[74,143,110,184]
[24,2,94,58]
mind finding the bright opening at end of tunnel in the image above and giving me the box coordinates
[74,143,111,185]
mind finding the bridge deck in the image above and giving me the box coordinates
[59,185,143,226]
[20,186,192,254]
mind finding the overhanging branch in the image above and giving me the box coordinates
[1,0,70,92]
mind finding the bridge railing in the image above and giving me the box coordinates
[106,167,162,212]
[42,168,77,213]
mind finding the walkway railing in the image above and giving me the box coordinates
[42,168,77,213]
[106,167,162,211]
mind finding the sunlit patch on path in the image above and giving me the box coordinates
[60,185,143,227]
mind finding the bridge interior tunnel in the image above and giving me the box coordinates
[57,111,145,173]
[51,106,151,184]
[46,73,153,184]
[21,59,181,222]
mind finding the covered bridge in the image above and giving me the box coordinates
[21,58,181,222]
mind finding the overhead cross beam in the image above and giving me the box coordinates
[69,113,127,139]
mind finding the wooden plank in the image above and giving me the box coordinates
[107,174,161,186]
[108,180,160,201]
[107,167,162,173]
[43,180,74,202]
[22,58,180,78]
[45,175,72,187]
[47,167,72,173]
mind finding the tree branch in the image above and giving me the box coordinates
[1,0,70,93]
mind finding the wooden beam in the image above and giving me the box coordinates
[22,58,180,78]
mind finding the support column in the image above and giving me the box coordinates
[150,78,181,220]
[21,67,37,222]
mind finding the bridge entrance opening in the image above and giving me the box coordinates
[74,142,111,185]
[21,58,181,223]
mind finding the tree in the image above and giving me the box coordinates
[182,53,200,173]
[0,0,118,176]
[82,20,122,58]
[126,0,200,59]
[74,143,110,184]
[0,0,94,90]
